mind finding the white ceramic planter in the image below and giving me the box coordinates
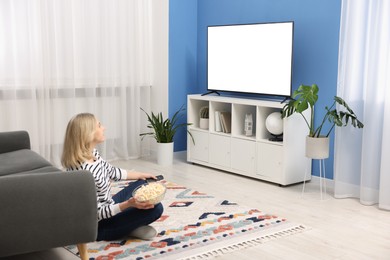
[157,142,174,166]
[199,118,209,130]
[305,136,330,159]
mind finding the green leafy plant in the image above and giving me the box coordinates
[281,84,364,137]
[140,105,194,144]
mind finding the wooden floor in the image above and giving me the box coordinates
[2,152,390,260]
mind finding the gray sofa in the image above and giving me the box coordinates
[0,131,97,258]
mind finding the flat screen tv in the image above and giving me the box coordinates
[207,21,294,97]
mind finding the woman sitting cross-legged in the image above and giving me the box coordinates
[61,113,163,241]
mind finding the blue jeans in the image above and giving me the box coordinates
[96,180,164,241]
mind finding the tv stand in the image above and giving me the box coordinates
[280,96,291,104]
[201,90,220,96]
[187,94,311,186]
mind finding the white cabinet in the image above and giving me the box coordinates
[187,94,311,186]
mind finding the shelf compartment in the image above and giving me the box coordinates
[210,101,232,134]
[188,98,209,129]
[232,103,257,139]
[257,107,283,142]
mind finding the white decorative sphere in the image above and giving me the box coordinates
[265,112,283,135]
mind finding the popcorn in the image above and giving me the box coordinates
[133,183,166,204]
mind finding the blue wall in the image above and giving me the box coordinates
[169,0,341,179]
[169,0,198,152]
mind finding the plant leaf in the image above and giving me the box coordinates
[140,104,194,144]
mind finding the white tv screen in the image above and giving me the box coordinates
[207,21,294,97]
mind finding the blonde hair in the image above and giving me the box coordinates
[61,113,97,169]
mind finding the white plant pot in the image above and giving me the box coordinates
[157,142,174,166]
[305,136,330,159]
[199,118,209,130]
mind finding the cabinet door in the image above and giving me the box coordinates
[256,142,283,183]
[209,134,230,168]
[188,130,209,162]
[231,138,256,176]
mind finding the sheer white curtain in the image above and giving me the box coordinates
[335,0,390,210]
[0,0,153,167]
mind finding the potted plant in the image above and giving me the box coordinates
[140,105,194,166]
[281,84,364,159]
[199,106,209,130]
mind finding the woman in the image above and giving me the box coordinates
[61,113,163,241]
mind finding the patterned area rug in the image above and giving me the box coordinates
[66,180,307,260]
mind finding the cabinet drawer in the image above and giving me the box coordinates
[256,142,283,182]
[189,130,209,162]
[209,134,231,168]
[231,138,256,175]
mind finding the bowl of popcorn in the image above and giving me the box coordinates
[132,182,166,205]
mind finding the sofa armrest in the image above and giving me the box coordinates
[0,131,30,154]
[0,171,98,257]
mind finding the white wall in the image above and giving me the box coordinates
[139,0,168,156]
[151,0,169,116]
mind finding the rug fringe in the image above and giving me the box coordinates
[179,224,308,260]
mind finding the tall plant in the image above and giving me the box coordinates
[281,84,364,137]
[140,105,194,143]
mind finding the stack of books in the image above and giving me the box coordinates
[214,111,231,133]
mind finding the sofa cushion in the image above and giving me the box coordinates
[0,131,30,154]
[0,149,59,177]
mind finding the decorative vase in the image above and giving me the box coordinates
[305,136,329,159]
[157,142,174,166]
[244,113,253,136]
[199,118,209,130]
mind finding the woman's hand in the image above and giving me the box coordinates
[119,197,154,211]
[127,171,156,180]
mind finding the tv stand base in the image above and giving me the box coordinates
[201,90,220,96]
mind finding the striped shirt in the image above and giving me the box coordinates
[67,149,127,221]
